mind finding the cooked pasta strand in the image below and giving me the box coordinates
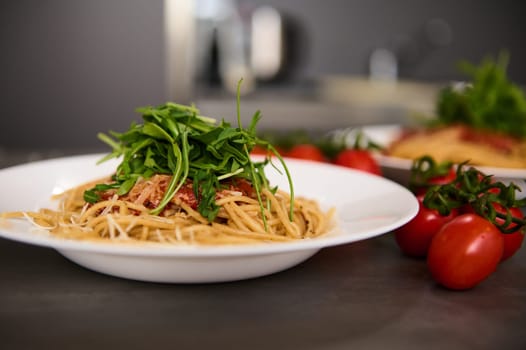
[3,177,334,245]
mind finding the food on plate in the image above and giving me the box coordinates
[1,88,334,245]
[385,52,526,169]
[386,125,526,168]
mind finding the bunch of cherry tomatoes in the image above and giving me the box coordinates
[251,130,383,176]
[394,156,525,290]
[253,131,525,291]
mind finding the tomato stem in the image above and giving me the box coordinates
[414,157,526,234]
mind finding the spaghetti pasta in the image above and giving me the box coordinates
[386,54,526,169]
[2,175,334,245]
[385,125,526,169]
[2,94,335,245]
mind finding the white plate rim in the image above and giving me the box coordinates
[0,154,419,258]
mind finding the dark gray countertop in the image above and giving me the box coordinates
[1,152,525,350]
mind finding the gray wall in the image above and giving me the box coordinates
[1,0,165,150]
[255,0,526,82]
[1,0,525,151]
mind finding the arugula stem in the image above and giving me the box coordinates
[269,144,295,221]
[217,168,244,181]
[150,142,185,215]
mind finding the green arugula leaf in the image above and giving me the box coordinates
[84,81,295,223]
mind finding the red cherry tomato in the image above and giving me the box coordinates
[333,149,381,175]
[493,204,524,261]
[286,144,326,162]
[251,145,269,156]
[251,145,284,158]
[427,213,504,290]
[460,202,524,262]
[394,194,459,257]
[414,167,456,195]
[429,167,456,185]
[501,229,524,262]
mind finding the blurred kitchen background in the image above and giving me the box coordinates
[1,0,525,161]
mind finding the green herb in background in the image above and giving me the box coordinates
[435,51,526,138]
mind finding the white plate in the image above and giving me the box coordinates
[0,154,418,283]
[359,124,526,196]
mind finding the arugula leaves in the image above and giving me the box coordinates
[435,52,526,138]
[84,88,294,223]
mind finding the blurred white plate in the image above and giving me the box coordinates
[0,154,418,283]
[359,124,526,196]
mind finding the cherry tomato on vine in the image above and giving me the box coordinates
[460,200,524,262]
[286,144,327,162]
[394,194,459,257]
[501,225,525,262]
[485,204,523,262]
[333,149,381,176]
[409,156,456,194]
[428,167,457,185]
[427,213,504,290]
[414,167,457,195]
[251,145,269,156]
